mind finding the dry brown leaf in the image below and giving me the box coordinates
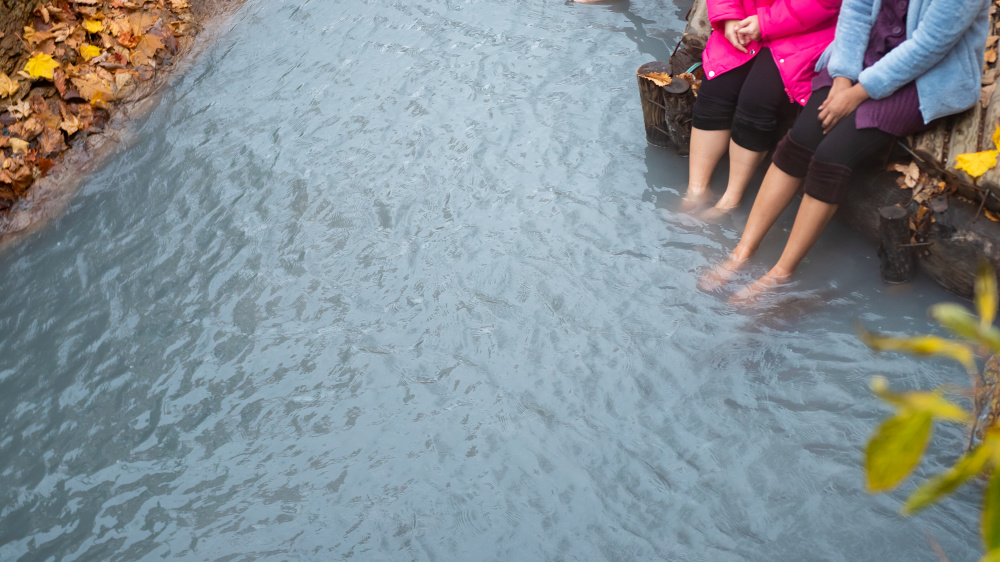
[59,108,80,136]
[983,83,996,108]
[987,48,997,64]
[9,138,28,154]
[0,73,19,98]
[639,72,671,87]
[986,209,1000,222]
[128,12,158,35]
[37,126,64,154]
[135,33,164,57]
[6,100,31,119]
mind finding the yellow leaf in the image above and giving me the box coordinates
[23,53,60,81]
[860,329,978,375]
[0,73,18,98]
[902,441,992,514]
[9,138,28,154]
[79,45,101,61]
[993,124,1000,150]
[955,149,1000,179]
[639,72,672,87]
[979,261,999,328]
[981,549,1000,562]
[931,303,1000,350]
[82,19,103,34]
[866,412,934,492]
[985,469,1000,551]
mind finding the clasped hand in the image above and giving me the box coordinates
[818,76,870,134]
[723,16,761,53]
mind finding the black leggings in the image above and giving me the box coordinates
[691,48,797,152]
[771,86,896,204]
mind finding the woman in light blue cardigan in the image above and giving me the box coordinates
[699,0,989,303]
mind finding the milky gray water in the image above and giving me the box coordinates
[0,0,985,560]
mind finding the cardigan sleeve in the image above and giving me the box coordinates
[708,0,748,31]
[825,0,876,80]
[756,0,841,41]
[858,0,987,99]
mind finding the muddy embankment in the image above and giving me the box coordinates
[0,0,244,239]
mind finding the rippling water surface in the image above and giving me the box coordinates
[0,0,984,560]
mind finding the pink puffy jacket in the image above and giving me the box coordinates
[703,0,841,105]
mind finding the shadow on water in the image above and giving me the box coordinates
[574,0,679,61]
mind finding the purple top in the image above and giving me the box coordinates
[813,0,928,136]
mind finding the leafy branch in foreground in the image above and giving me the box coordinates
[861,262,1000,561]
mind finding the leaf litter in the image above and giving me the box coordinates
[0,0,193,210]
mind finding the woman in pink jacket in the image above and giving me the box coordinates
[687,0,841,211]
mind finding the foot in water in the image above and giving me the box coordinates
[698,252,749,292]
[680,188,713,213]
[699,202,739,222]
[728,268,793,307]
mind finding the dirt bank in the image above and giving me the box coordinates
[0,0,246,239]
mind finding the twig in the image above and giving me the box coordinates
[975,181,989,223]
[899,242,933,248]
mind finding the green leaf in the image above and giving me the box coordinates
[860,328,977,374]
[931,303,1000,351]
[866,412,934,493]
[986,470,1000,551]
[978,261,998,328]
[902,443,992,515]
[869,376,971,424]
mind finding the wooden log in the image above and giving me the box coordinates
[636,63,696,154]
[907,120,949,176]
[671,0,710,76]
[877,205,916,284]
[971,354,1000,450]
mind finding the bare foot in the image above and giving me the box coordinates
[698,253,749,292]
[699,203,739,223]
[728,269,792,307]
[680,188,712,212]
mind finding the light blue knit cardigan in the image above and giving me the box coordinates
[816,0,989,124]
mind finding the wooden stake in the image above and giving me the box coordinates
[878,204,916,284]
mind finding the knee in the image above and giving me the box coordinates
[692,94,736,131]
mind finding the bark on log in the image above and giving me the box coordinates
[878,205,916,284]
[1,0,37,76]
[636,62,695,154]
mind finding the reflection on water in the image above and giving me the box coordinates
[0,0,982,560]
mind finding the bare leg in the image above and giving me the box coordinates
[729,194,838,305]
[715,139,766,210]
[697,163,802,291]
[685,127,731,205]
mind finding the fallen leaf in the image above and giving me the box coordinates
[9,138,28,153]
[169,0,190,10]
[955,150,999,178]
[987,48,997,64]
[986,209,1000,222]
[82,19,103,33]
[989,35,999,49]
[59,108,80,136]
[639,72,671,87]
[984,84,996,109]
[0,73,18,98]
[6,100,31,119]
[128,12,158,35]
[79,44,101,60]
[23,53,60,81]
[37,126,64,155]
[135,33,163,58]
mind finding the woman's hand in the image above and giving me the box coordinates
[736,15,760,43]
[817,82,870,134]
[723,19,748,53]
